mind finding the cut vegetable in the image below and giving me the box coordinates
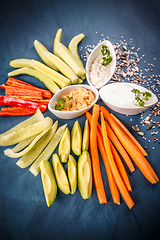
[0,116,53,146]
[68,154,77,194]
[4,127,51,158]
[68,33,85,68]
[71,120,82,156]
[58,127,70,163]
[78,151,92,200]
[86,111,120,205]
[16,121,58,168]
[34,39,58,71]
[100,111,134,209]
[8,67,60,94]
[100,106,159,184]
[10,58,33,69]
[53,28,62,58]
[0,109,43,143]
[56,42,86,79]
[29,124,67,176]
[104,121,135,173]
[40,160,57,207]
[6,77,52,99]
[11,135,37,153]
[0,107,39,116]
[89,104,107,204]
[111,113,148,157]
[82,119,89,152]
[52,153,70,195]
[31,60,71,88]
[45,51,78,84]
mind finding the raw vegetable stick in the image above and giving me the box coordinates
[86,112,120,205]
[0,116,53,146]
[16,121,58,168]
[0,107,39,116]
[100,106,159,184]
[111,113,148,156]
[100,112,135,209]
[89,104,107,204]
[6,77,52,99]
[0,109,43,140]
[109,141,132,192]
[29,124,67,176]
[104,121,135,172]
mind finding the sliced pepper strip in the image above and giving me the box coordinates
[0,107,38,116]
[6,77,52,99]
[0,95,47,112]
[1,85,43,99]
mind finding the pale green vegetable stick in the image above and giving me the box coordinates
[4,127,51,158]
[0,117,53,146]
[8,67,60,94]
[16,121,58,168]
[10,135,38,153]
[29,124,67,176]
[0,109,43,143]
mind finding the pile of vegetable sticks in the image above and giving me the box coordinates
[86,104,159,209]
[0,77,52,116]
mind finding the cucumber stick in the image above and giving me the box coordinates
[31,60,71,88]
[4,127,51,158]
[11,135,38,153]
[34,39,58,71]
[53,28,62,58]
[8,67,60,94]
[29,124,67,176]
[16,121,58,168]
[9,58,70,89]
[0,117,53,146]
[56,42,86,79]
[0,109,43,145]
[45,51,78,84]
[68,33,85,69]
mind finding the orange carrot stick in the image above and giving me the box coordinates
[111,113,147,156]
[109,141,132,192]
[100,111,135,209]
[89,104,107,204]
[86,111,120,205]
[100,106,159,184]
[104,121,135,173]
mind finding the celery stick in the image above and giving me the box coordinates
[16,121,58,168]
[0,117,53,146]
[8,67,60,94]
[29,124,67,176]
[0,109,43,143]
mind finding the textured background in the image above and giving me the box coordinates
[0,0,160,239]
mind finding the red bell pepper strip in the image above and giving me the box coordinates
[0,107,38,116]
[6,77,52,99]
[10,96,50,105]
[1,85,43,99]
[0,95,47,112]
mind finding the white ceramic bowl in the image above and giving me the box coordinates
[48,84,99,119]
[99,82,158,115]
[86,40,116,89]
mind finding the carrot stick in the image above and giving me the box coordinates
[86,111,120,205]
[104,121,135,173]
[100,106,159,184]
[89,104,107,204]
[109,141,132,192]
[100,111,135,209]
[111,113,148,156]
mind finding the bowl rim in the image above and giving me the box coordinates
[48,84,99,115]
[86,40,116,89]
[99,82,158,110]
